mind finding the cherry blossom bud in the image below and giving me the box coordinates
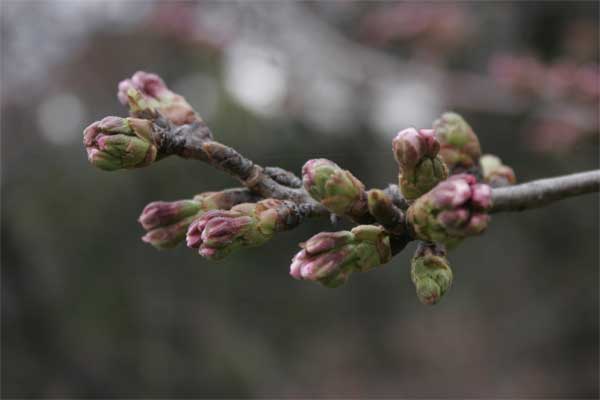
[411,243,453,305]
[186,199,303,260]
[479,154,517,187]
[407,174,492,246]
[433,112,481,171]
[392,128,448,200]
[118,71,201,125]
[290,225,391,288]
[83,117,157,171]
[139,200,200,231]
[139,189,257,250]
[302,159,367,217]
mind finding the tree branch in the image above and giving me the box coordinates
[153,116,328,218]
[489,170,600,213]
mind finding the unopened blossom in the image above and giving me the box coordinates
[139,189,258,249]
[411,243,453,305]
[83,116,157,171]
[407,174,492,246]
[290,225,391,288]
[432,112,482,171]
[186,199,302,260]
[302,159,367,217]
[139,200,202,249]
[479,154,517,187]
[118,71,200,125]
[392,127,448,200]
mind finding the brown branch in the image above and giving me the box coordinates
[489,170,600,213]
[149,115,599,251]
[153,116,328,218]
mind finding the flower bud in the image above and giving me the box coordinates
[433,112,481,171]
[118,71,200,125]
[290,225,391,288]
[302,159,367,217]
[186,199,302,260]
[479,154,516,187]
[411,243,453,305]
[139,200,200,231]
[392,128,448,200]
[142,215,201,249]
[83,117,158,171]
[407,174,492,246]
[139,189,257,250]
[139,199,203,249]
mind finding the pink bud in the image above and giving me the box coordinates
[471,183,492,210]
[437,208,470,229]
[463,213,490,235]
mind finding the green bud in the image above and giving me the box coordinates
[433,112,481,171]
[290,225,391,287]
[302,159,367,217]
[118,71,201,125]
[400,157,449,200]
[411,243,453,305]
[83,117,158,171]
[186,199,303,259]
[393,128,448,200]
[407,174,491,246]
[480,154,516,187]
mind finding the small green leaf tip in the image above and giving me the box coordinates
[479,154,516,187]
[407,174,492,246]
[411,243,453,305]
[83,116,158,171]
[433,112,481,171]
[290,225,391,288]
[392,128,449,200]
[302,159,367,216]
[186,199,302,260]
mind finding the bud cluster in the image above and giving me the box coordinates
[302,159,367,218]
[83,116,158,171]
[290,225,391,288]
[186,199,302,260]
[411,243,453,305]
[118,71,200,125]
[407,174,492,246]
[392,127,449,200]
[139,190,256,249]
[432,112,481,171]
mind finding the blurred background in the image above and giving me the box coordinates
[2,1,598,397]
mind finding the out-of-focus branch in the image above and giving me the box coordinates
[489,170,600,213]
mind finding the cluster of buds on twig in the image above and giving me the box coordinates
[186,199,303,260]
[407,174,492,247]
[83,116,158,171]
[290,225,391,288]
[118,71,201,125]
[83,71,520,305]
[139,189,257,249]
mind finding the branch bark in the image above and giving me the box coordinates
[489,170,600,213]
